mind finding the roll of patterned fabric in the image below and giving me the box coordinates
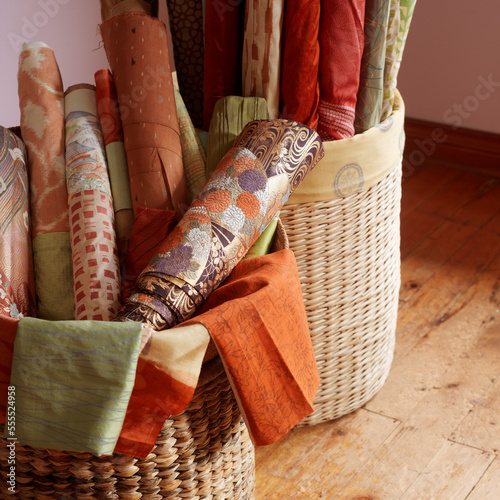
[64,84,121,321]
[242,0,285,120]
[318,0,365,140]
[279,0,321,130]
[18,41,73,320]
[203,0,244,130]
[100,11,189,219]
[0,127,36,319]
[116,119,324,330]
[167,0,205,129]
[354,0,391,133]
[95,69,135,268]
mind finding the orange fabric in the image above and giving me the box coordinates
[0,317,19,423]
[183,249,319,445]
[100,12,189,219]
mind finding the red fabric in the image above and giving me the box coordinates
[0,316,19,423]
[279,0,321,130]
[203,0,244,130]
[318,0,365,140]
[94,69,124,145]
[183,249,319,445]
[122,207,178,299]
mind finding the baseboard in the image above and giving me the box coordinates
[403,117,500,177]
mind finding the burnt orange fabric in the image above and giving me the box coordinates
[279,0,321,130]
[100,12,189,219]
[184,249,319,445]
[0,317,19,424]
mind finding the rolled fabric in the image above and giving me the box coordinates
[203,0,244,130]
[167,0,205,129]
[0,316,19,424]
[100,11,189,219]
[242,0,285,119]
[64,84,121,321]
[116,119,323,330]
[99,0,157,19]
[381,0,417,121]
[0,127,35,319]
[206,96,269,178]
[354,0,391,133]
[18,41,73,320]
[318,1,365,140]
[279,0,321,130]
[94,69,135,267]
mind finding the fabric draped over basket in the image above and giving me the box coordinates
[100,11,189,219]
[318,0,365,140]
[64,84,121,321]
[115,119,324,330]
[18,42,74,320]
[0,128,35,319]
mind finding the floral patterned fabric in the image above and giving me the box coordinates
[116,119,323,330]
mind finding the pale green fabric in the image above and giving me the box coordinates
[206,96,269,177]
[8,318,143,456]
[32,232,74,320]
[245,217,279,259]
[105,141,133,212]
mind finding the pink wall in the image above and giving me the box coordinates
[2,1,499,134]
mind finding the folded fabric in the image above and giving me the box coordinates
[116,119,323,330]
[167,0,204,129]
[0,316,18,424]
[318,0,365,140]
[206,96,269,178]
[287,89,405,204]
[381,0,417,121]
[279,0,321,130]
[203,0,244,130]
[99,0,154,20]
[64,84,121,321]
[18,41,73,320]
[242,0,284,119]
[0,127,36,320]
[354,0,391,133]
[95,69,135,268]
[100,11,189,219]
[244,216,279,260]
[6,318,144,456]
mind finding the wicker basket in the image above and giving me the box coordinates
[281,93,404,426]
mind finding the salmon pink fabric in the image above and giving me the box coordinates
[279,0,321,130]
[318,0,365,140]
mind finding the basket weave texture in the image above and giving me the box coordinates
[0,364,255,499]
[281,161,402,426]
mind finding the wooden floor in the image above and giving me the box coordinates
[255,159,500,499]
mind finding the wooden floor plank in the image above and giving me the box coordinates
[400,209,443,260]
[466,456,500,499]
[402,441,495,500]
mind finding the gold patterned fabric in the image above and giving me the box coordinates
[116,119,324,329]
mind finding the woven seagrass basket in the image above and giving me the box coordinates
[281,92,405,426]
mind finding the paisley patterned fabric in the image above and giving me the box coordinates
[0,128,35,319]
[116,119,323,330]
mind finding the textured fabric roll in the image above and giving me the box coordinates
[18,41,73,320]
[380,0,417,121]
[206,96,269,178]
[116,119,324,330]
[64,84,121,321]
[95,69,135,267]
[354,0,391,133]
[100,12,189,219]
[0,316,18,424]
[167,0,205,129]
[279,0,321,130]
[0,127,35,319]
[203,0,244,130]
[242,0,284,119]
[318,0,365,140]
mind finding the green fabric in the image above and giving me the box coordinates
[244,217,279,260]
[32,232,74,320]
[355,0,391,133]
[105,142,133,213]
[206,96,269,177]
[7,318,143,455]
